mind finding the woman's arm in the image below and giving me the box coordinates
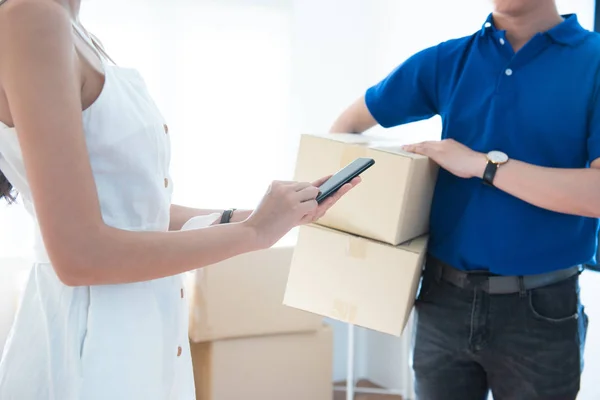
[0,2,332,287]
[169,205,252,231]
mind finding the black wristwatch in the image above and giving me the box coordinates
[482,151,509,186]
[220,208,236,224]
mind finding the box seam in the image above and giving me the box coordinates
[308,223,424,254]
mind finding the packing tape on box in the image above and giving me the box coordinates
[340,144,368,169]
[346,235,367,259]
[331,299,358,324]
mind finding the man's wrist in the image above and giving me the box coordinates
[471,152,489,179]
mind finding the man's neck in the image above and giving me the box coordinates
[493,3,563,51]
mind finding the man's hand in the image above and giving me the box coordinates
[403,139,487,179]
[300,175,361,224]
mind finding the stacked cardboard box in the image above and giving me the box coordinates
[284,133,439,336]
[191,326,333,400]
[186,246,334,400]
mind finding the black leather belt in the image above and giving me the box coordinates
[427,257,582,295]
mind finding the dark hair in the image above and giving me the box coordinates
[0,170,15,203]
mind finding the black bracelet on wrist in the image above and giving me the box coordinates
[220,208,236,224]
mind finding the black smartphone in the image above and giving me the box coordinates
[315,157,375,203]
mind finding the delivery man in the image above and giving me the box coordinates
[330,1,598,399]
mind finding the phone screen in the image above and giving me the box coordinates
[316,157,374,203]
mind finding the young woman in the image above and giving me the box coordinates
[0,0,358,398]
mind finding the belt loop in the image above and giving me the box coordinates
[518,276,526,298]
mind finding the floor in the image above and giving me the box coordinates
[333,380,403,400]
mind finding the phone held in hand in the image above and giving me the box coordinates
[315,157,375,203]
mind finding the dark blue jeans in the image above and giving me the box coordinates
[412,262,588,400]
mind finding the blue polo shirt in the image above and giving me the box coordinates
[365,14,600,275]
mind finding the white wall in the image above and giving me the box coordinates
[579,270,600,400]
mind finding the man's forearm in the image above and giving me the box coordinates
[493,159,600,218]
[169,205,252,231]
[330,96,378,134]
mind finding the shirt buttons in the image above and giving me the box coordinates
[505,68,513,76]
[163,124,169,134]
[164,178,169,188]
[177,346,182,357]
[180,288,184,299]
[484,22,492,28]
[499,38,505,45]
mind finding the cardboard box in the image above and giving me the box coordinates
[191,326,333,400]
[294,133,438,245]
[284,224,428,336]
[186,246,323,343]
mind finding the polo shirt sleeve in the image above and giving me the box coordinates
[365,45,440,128]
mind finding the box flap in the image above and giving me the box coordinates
[397,235,429,253]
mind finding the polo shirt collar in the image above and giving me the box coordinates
[480,13,497,36]
[480,13,588,46]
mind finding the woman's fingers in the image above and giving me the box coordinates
[311,175,332,187]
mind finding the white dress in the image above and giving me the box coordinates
[0,24,214,400]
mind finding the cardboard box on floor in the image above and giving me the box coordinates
[191,326,333,400]
[294,133,438,246]
[185,246,323,343]
[284,224,428,336]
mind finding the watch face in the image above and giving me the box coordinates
[487,151,508,164]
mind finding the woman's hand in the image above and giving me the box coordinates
[245,176,360,248]
[300,175,361,224]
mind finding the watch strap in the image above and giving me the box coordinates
[220,208,236,224]
[482,161,498,186]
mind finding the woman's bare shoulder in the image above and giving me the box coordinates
[0,0,76,125]
[0,0,75,70]
[0,0,72,35]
